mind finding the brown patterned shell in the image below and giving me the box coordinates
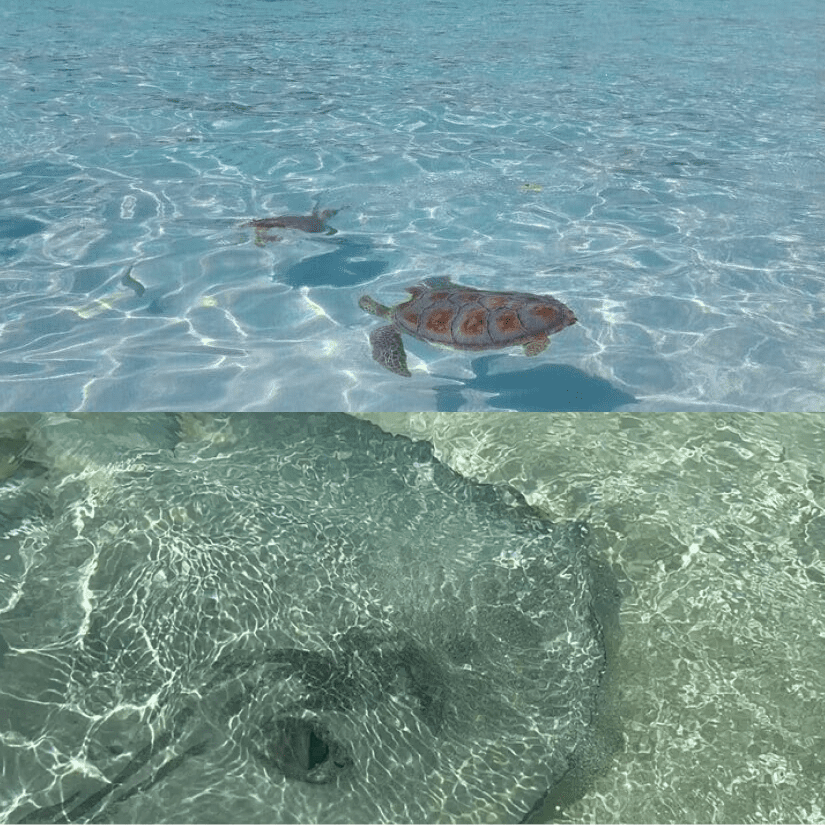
[391,283,577,350]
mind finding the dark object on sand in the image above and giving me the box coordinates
[5,414,620,824]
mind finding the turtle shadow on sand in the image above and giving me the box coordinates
[432,359,638,412]
[279,236,392,289]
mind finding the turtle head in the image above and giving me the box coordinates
[359,295,391,317]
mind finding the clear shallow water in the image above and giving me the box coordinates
[358,412,825,823]
[1,0,824,411]
[1,412,824,825]
[0,413,617,824]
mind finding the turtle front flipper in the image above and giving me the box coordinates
[369,325,411,377]
[522,334,549,356]
[254,229,282,246]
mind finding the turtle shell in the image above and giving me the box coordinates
[247,214,325,232]
[392,283,576,350]
[245,209,337,233]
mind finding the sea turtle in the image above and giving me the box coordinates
[244,208,338,244]
[359,276,577,377]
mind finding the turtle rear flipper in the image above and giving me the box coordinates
[369,325,411,377]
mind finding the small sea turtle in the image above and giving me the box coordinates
[359,276,576,377]
[244,208,338,244]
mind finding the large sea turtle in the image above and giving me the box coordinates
[359,275,577,376]
[244,208,338,244]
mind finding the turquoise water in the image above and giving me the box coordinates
[1,0,823,411]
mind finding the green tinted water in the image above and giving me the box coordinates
[359,413,825,823]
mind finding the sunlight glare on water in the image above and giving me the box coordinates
[1,0,823,410]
